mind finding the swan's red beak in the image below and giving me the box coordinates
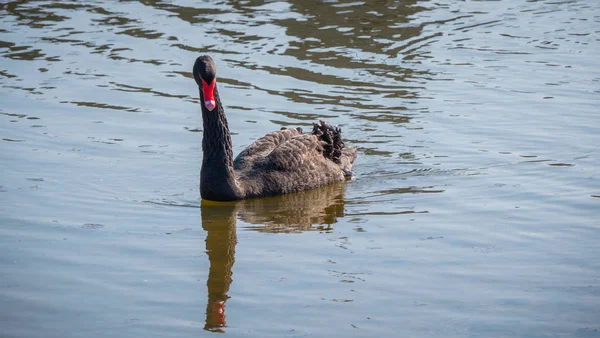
[201,78,216,111]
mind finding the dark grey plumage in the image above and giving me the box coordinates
[194,55,357,201]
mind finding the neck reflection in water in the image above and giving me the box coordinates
[200,182,347,331]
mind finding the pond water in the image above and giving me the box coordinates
[1,0,599,337]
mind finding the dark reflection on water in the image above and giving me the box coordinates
[200,183,347,331]
[201,201,237,332]
[132,0,430,125]
[238,181,346,233]
[282,0,430,70]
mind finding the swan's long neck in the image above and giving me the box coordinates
[200,85,243,200]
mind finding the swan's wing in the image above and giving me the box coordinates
[234,128,302,170]
[262,134,320,172]
[241,133,346,197]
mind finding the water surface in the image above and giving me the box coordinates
[1,1,599,337]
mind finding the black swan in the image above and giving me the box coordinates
[193,55,357,201]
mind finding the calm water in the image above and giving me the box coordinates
[1,0,599,337]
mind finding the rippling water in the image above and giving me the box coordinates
[1,1,599,337]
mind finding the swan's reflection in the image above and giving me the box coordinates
[200,182,346,331]
[201,201,237,332]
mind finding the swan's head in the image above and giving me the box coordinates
[193,55,217,111]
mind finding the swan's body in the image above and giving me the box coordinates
[194,55,357,201]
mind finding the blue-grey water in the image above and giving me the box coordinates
[1,1,599,337]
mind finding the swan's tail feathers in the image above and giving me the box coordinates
[312,120,357,176]
[340,147,358,178]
